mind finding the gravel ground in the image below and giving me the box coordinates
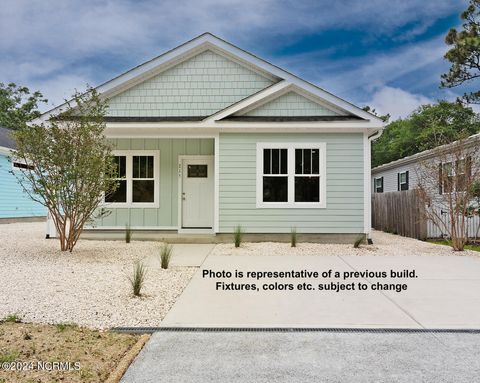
[210,230,480,257]
[0,222,196,329]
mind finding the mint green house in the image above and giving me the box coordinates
[37,33,384,241]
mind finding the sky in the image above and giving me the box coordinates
[0,0,473,120]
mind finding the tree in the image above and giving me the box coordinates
[441,0,480,103]
[362,106,390,122]
[416,136,480,251]
[0,83,47,130]
[372,101,480,167]
[12,88,118,252]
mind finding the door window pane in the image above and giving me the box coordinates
[263,176,288,202]
[188,164,208,178]
[295,177,320,202]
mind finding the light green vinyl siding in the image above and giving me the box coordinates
[107,50,276,117]
[93,138,214,228]
[242,91,342,117]
[218,133,364,234]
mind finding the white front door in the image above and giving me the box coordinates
[181,157,214,228]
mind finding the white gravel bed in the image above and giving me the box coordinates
[210,230,480,257]
[0,222,196,329]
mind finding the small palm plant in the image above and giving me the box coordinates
[128,262,147,297]
[160,244,173,269]
[234,225,243,248]
[125,223,132,243]
[291,227,297,247]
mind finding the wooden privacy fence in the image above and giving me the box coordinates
[371,190,427,240]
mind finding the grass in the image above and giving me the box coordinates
[56,322,78,332]
[234,225,243,248]
[125,223,132,243]
[1,313,21,323]
[427,239,480,252]
[291,227,297,247]
[128,262,147,296]
[159,244,173,269]
[354,234,365,248]
[0,321,140,383]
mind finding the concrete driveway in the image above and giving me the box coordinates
[161,254,480,329]
[121,330,480,383]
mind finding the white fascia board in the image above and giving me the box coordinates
[0,146,12,156]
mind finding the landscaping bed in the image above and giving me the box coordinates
[0,222,196,329]
[0,320,141,383]
[210,230,480,257]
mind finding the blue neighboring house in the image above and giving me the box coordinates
[0,126,46,219]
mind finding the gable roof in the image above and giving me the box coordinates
[34,33,384,128]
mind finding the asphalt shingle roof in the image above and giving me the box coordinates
[0,127,15,149]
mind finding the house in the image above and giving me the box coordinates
[371,133,480,238]
[35,33,384,242]
[0,126,46,220]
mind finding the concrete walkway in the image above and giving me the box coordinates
[161,254,480,329]
[121,331,480,383]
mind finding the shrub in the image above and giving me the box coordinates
[128,262,147,297]
[354,235,366,248]
[125,223,132,243]
[160,244,173,269]
[1,313,21,323]
[291,228,297,247]
[234,225,243,248]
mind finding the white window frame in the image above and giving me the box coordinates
[374,177,383,193]
[256,142,326,209]
[398,171,408,191]
[104,150,160,208]
[11,157,34,172]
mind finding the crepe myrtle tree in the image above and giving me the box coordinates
[415,134,480,251]
[12,88,118,252]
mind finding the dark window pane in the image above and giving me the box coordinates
[280,149,287,174]
[272,149,279,174]
[113,156,126,178]
[188,164,208,178]
[304,149,311,174]
[295,177,320,202]
[133,180,154,202]
[105,180,127,203]
[263,149,271,174]
[263,176,288,202]
[133,156,154,179]
[312,149,319,174]
[295,149,302,174]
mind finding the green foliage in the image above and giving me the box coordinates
[354,235,365,248]
[128,262,147,297]
[472,180,480,199]
[1,313,21,323]
[0,351,20,363]
[234,225,243,248]
[362,105,390,122]
[12,88,118,252]
[372,101,480,167]
[125,223,132,243]
[290,227,297,247]
[0,82,47,130]
[56,322,78,332]
[159,243,173,269]
[441,1,480,103]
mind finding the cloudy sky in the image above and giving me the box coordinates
[0,0,472,120]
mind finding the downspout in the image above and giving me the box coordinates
[365,127,384,244]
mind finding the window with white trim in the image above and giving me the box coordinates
[374,177,383,193]
[397,171,409,191]
[104,151,159,207]
[256,143,326,208]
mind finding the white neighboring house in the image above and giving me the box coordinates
[371,133,480,238]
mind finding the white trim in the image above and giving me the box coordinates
[0,146,12,156]
[214,133,220,233]
[84,226,178,230]
[363,132,371,237]
[177,155,215,229]
[177,228,215,234]
[103,150,160,208]
[35,33,384,125]
[256,142,327,209]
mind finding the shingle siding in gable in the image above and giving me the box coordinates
[107,50,276,117]
[242,91,343,117]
